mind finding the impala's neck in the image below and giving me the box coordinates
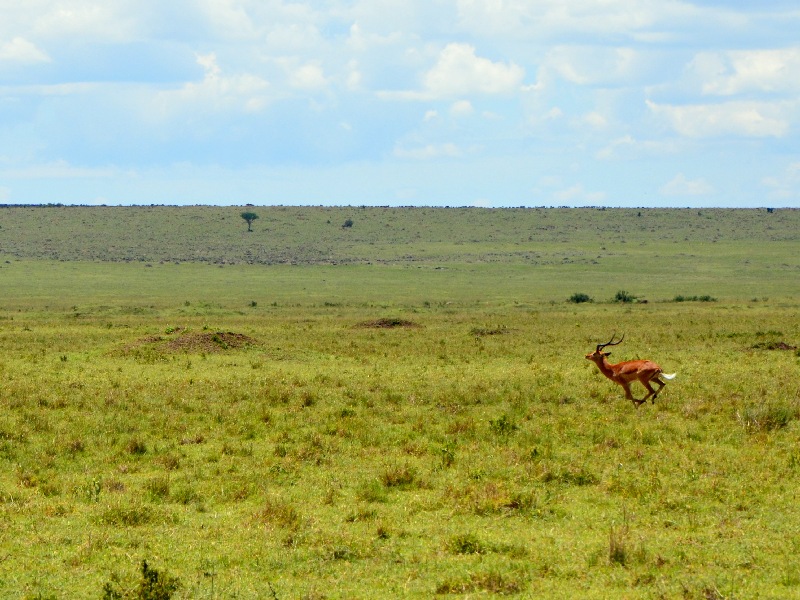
[587,353,616,379]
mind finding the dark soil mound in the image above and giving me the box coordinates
[355,318,420,329]
[752,340,797,351]
[164,331,257,352]
[125,331,258,354]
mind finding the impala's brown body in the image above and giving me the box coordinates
[585,334,675,408]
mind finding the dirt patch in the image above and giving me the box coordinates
[126,331,259,354]
[470,326,515,337]
[355,318,420,329]
[751,341,797,351]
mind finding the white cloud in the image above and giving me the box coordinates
[150,52,270,119]
[543,45,644,86]
[264,22,325,53]
[0,159,120,179]
[284,61,329,91]
[425,43,524,96]
[544,107,563,120]
[346,21,405,53]
[346,60,362,90]
[762,162,800,200]
[0,37,50,63]
[596,135,680,160]
[581,111,608,128]
[455,0,704,40]
[691,47,800,96]
[646,99,794,138]
[197,0,259,40]
[596,135,636,160]
[393,142,464,160]
[660,173,714,196]
[380,43,524,100]
[29,2,142,42]
[553,183,606,204]
[450,99,474,117]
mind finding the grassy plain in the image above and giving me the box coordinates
[0,206,798,598]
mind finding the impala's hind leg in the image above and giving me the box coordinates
[644,376,668,403]
[640,381,657,404]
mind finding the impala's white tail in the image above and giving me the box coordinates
[662,373,677,380]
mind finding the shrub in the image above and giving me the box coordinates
[673,294,717,302]
[568,292,593,304]
[356,479,388,503]
[102,560,180,600]
[126,438,147,456]
[145,477,170,502]
[447,533,486,555]
[489,414,518,437]
[613,290,637,303]
[255,497,302,530]
[381,464,416,488]
[101,503,153,527]
[435,571,523,595]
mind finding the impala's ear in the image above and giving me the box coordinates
[605,351,612,356]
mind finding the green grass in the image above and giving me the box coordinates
[0,206,798,598]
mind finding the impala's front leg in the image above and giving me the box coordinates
[618,380,644,408]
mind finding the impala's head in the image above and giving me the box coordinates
[585,333,624,362]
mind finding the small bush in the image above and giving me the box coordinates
[613,290,637,303]
[541,465,598,487]
[126,438,147,456]
[436,571,523,595]
[145,477,170,502]
[447,533,486,555]
[255,497,301,530]
[356,479,388,503]
[673,294,717,302]
[489,414,518,437]
[470,325,512,336]
[342,218,354,228]
[102,560,180,600]
[101,503,153,527]
[568,292,593,304]
[381,464,416,489]
[171,484,201,505]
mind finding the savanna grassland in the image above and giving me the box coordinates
[0,206,799,599]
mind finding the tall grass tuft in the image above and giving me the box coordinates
[609,524,629,566]
[447,533,486,555]
[738,402,799,432]
[255,496,302,530]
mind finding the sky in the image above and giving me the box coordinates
[1,1,800,208]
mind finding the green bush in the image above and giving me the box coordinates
[674,294,717,302]
[613,290,637,303]
[568,292,593,304]
[447,533,486,555]
[102,560,180,600]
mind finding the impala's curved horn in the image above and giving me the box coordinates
[596,332,624,353]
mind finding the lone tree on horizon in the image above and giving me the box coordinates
[240,211,259,232]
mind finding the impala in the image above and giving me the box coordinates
[585,333,676,408]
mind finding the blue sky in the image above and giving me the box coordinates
[1,1,799,207]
